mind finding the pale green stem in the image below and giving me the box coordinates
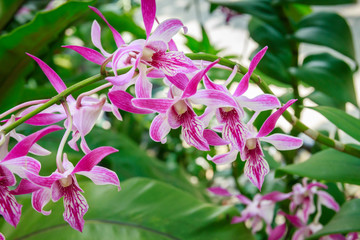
[56,101,72,173]
[0,99,49,120]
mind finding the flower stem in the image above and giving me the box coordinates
[186,53,360,158]
[56,101,72,173]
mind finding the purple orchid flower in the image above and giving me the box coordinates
[126,60,238,150]
[0,125,61,227]
[291,178,339,223]
[25,54,110,153]
[25,146,120,232]
[208,99,303,190]
[208,187,290,239]
[321,233,359,240]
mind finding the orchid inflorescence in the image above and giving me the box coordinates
[0,0,305,237]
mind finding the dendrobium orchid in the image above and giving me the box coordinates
[25,146,120,232]
[0,125,61,227]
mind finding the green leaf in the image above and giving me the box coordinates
[1,178,253,240]
[0,0,25,30]
[276,149,360,185]
[0,0,93,103]
[310,199,360,239]
[283,0,356,5]
[310,106,360,142]
[291,53,356,105]
[294,12,355,61]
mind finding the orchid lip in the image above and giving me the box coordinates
[173,100,188,115]
[246,138,257,150]
[60,175,73,187]
[221,107,234,112]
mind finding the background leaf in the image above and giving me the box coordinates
[1,178,253,240]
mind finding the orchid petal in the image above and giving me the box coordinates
[181,116,209,151]
[207,187,231,196]
[203,129,229,146]
[199,107,216,128]
[25,170,64,188]
[77,166,120,190]
[166,73,189,90]
[106,67,135,86]
[72,146,118,174]
[2,156,41,178]
[26,53,75,102]
[0,186,22,227]
[10,179,41,195]
[234,46,268,97]
[207,148,238,165]
[32,187,52,215]
[281,212,304,228]
[0,165,15,187]
[203,75,227,92]
[62,45,106,65]
[132,98,174,114]
[141,0,156,36]
[91,20,111,56]
[148,19,186,44]
[135,64,152,98]
[189,89,238,108]
[4,125,62,161]
[244,153,269,191]
[220,109,247,151]
[261,191,292,202]
[147,68,165,78]
[236,194,252,205]
[88,6,125,47]
[62,184,88,232]
[151,51,197,76]
[181,60,219,98]
[231,215,248,224]
[10,132,51,156]
[236,94,280,112]
[260,134,303,151]
[268,223,287,240]
[257,99,297,138]
[168,39,178,51]
[149,114,171,143]
[317,190,340,211]
[25,113,67,126]
[108,90,154,114]
[307,182,328,190]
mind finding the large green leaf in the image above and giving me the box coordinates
[310,199,360,239]
[276,149,360,185]
[310,106,360,142]
[294,12,355,61]
[291,53,356,105]
[0,178,253,239]
[0,0,93,103]
[0,0,24,30]
[284,0,356,5]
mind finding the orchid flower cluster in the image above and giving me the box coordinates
[0,0,304,237]
[209,178,357,240]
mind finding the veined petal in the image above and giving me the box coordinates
[26,53,75,102]
[135,64,152,98]
[0,186,22,227]
[244,149,269,191]
[62,45,106,65]
[3,125,62,161]
[76,166,120,190]
[317,190,340,211]
[207,148,238,165]
[25,113,67,126]
[260,134,303,151]
[168,39,178,51]
[151,51,197,76]
[235,194,252,205]
[307,182,328,190]
[88,6,125,47]
[62,184,88,232]
[10,132,51,156]
[132,98,174,113]
[10,179,41,195]
[199,107,216,128]
[236,94,280,112]
[268,223,287,240]
[207,187,231,196]
[91,20,111,57]
[0,165,15,187]
[108,90,154,114]
[203,129,229,146]
[148,19,186,44]
[233,46,268,97]
[262,191,291,202]
[72,146,118,174]
[166,73,189,91]
[189,89,238,108]
[181,59,219,98]
[25,170,64,188]
[203,75,227,92]
[182,117,209,151]
[149,114,171,143]
[141,0,156,37]
[32,187,52,215]
[106,67,135,86]
[2,156,41,178]
[257,99,297,138]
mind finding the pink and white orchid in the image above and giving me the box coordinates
[25,146,120,232]
[0,125,61,227]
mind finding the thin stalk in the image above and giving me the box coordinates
[0,99,49,120]
[56,102,72,173]
[186,53,360,158]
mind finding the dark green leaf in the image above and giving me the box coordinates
[294,12,355,61]
[276,149,360,185]
[0,0,93,103]
[310,199,360,239]
[283,0,356,5]
[1,178,253,240]
[291,53,356,105]
[310,106,360,142]
[0,0,25,31]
